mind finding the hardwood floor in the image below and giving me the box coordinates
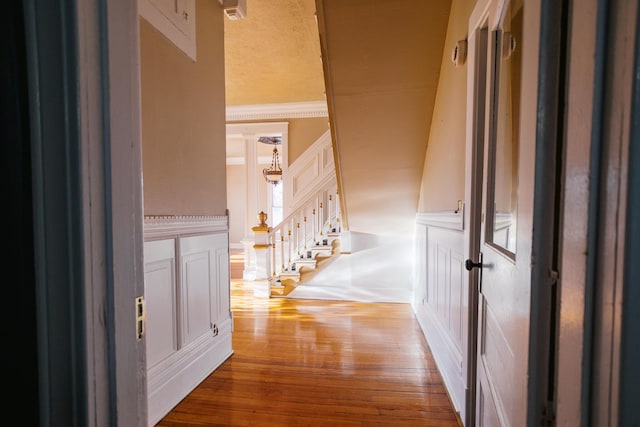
[156,250,462,426]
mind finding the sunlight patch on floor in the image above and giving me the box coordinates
[229,249,413,304]
[283,284,412,303]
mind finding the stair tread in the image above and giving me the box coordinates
[279,271,300,277]
[269,234,341,290]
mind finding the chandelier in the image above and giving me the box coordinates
[259,136,282,185]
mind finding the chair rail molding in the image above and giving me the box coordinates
[144,215,229,239]
[415,208,464,231]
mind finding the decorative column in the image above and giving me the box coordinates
[252,211,272,298]
[242,133,259,280]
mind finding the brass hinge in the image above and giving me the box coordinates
[135,296,145,341]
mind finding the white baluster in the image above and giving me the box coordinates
[328,194,333,229]
[280,234,285,271]
[319,201,324,240]
[312,208,316,244]
[335,191,341,232]
[287,229,292,266]
[271,238,276,279]
[303,216,307,253]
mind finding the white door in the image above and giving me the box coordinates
[466,0,539,425]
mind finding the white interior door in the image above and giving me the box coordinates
[466,0,539,425]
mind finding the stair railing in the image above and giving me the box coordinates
[268,179,340,281]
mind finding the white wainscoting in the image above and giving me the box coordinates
[414,211,467,421]
[144,215,233,426]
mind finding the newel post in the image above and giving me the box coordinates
[252,211,272,298]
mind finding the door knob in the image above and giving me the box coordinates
[465,259,483,271]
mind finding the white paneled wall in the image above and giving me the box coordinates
[285,129,334,215]
[144,239,178,368]
[413,211,467,421]
[143,216,233,426]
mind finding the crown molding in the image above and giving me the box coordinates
[226,101,328,121]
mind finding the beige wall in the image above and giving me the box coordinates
[418,0,475,212]
[226,165,246,244]
[227,117,329,166]
[140,0,227,216]
[287,117,329,165]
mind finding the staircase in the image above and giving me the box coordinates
[267,182,342,297]
[243,129,343,297]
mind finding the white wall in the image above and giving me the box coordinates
[291,232,414,303]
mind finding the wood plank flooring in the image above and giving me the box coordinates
[156,250,461,426]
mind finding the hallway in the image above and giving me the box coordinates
[156,251,461,426]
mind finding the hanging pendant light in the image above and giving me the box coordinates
[258,136,283,185]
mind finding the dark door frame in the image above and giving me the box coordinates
[619,2,640,424]
[527,0,569,425]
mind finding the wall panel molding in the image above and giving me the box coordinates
[285,129,335,213]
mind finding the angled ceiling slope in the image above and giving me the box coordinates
[316,0,452,235]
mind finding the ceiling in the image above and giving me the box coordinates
[224,0,453,235]
[223,0,326,106]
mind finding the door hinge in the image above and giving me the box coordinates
[549,269,559,284]
[135,296,145,341]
